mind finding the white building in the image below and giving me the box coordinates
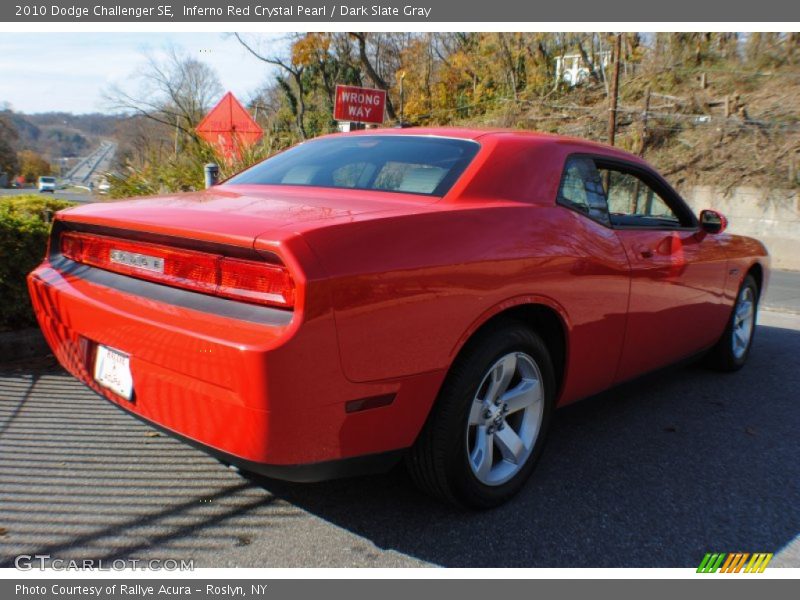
[555,51,611,86]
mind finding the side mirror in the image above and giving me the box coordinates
[699,209,727,234]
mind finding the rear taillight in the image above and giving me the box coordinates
[60,231,295,309]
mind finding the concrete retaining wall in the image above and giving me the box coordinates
[682,186,800,271]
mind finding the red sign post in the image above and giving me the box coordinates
[334,85,387,125]
[196,92,263,160]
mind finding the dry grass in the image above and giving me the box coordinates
[457,62,800,193]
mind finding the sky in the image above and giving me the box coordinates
[0,32,286,114]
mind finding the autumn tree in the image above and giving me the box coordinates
[0,113,19,182]
[17,150,52,182]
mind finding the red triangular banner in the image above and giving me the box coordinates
[196,92,263,159]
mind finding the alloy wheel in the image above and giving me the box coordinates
[465,352,544,486]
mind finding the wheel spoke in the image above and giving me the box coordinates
[502,378,540,414]
[736,302,751,321]
[494,426,525,464]
[495,354,517,397]
[470,425,494,478]
[483,353,517,402]
[468,399,485,425]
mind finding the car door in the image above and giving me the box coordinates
[592,159,730,382]
[553,156,631,399]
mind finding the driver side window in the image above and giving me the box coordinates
[598,167,683,228]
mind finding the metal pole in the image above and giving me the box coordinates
[204,163,219,188]
[399,72,405,125]
[607,34,622,147]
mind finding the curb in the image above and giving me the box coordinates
[0,328,50,362]
[761,305,800,316]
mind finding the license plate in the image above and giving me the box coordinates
[94,345,133,401]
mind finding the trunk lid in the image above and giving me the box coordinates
[58,184,437,247]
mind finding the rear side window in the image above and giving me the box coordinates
[556,157,610,225]
[226,136,480,197]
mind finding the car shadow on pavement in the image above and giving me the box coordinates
[247,322,800,567]
[0,359,300,568]
[1,322,797,568]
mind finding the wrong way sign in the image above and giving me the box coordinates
[334,85,387,125]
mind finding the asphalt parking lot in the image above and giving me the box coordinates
[1,309,798,569]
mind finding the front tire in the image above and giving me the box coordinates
[706,274,759,371]
[407,320,555,508]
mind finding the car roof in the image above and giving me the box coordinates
[325,126,560,141]
[320,126,646,164]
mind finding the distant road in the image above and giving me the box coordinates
[0,140,117,204]
[1,140,119,204]
[64,141,116,186]
[0,188,96,204]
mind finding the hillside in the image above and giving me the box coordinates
[2,110,123,161]
[451,63,800,194]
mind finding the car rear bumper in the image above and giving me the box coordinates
[27,261,443,476]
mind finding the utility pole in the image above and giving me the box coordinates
[607,33,622,147]
[399,71,406,126]
[640,86,651,156]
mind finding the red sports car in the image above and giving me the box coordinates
[28,129,769,507]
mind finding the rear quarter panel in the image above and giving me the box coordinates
[302,203,632,406]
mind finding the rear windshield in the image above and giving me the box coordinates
[225,135,480,197]
[39,177,56,183]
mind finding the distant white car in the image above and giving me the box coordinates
[97,179,111,195]
[37,176,56,193]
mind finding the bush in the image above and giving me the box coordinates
[109,138,282,199]
[0,195,76,331]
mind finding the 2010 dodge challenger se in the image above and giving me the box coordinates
[28,128,769,508]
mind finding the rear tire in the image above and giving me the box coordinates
[406,320,555,508]
[705,274,759,372]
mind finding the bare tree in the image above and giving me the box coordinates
[350,33,398,120]
[235,33,309,139]
[106,47,223,139]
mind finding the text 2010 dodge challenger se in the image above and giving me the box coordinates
[28,129,769,507]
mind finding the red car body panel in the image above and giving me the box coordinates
[27,128,770,477]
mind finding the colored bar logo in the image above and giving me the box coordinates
[697,552,773,573]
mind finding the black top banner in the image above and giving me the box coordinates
[3,0,800,22]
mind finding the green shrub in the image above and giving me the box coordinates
[0,195,76,331]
